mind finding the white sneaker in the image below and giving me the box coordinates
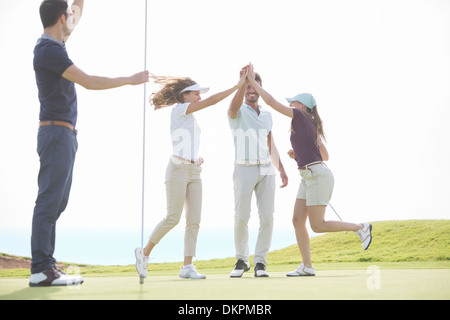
[356,223,373,250]
[29,267,84,287]
[179,264,206,279]
[286,263,315,277]
[135,248,149,278]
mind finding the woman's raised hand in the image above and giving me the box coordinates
[237,67,248,88]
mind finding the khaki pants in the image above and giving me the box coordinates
[149,160,202,257]
[233,163,276,265]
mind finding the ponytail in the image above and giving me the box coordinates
[150,75,196,110]
[306,106,326,144]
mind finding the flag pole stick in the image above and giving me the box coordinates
[140,0,149,285]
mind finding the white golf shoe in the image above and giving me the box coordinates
[254,263,269,277]
[179,264,206,279]
[230,259,250,278]
[29,266,84,287]
[286,263,315,277]
[135,248,149,278]
[356,223,373,250]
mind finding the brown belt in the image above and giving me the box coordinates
[299,161,323,171]
[40,121,78,135]
[172,155,204,165]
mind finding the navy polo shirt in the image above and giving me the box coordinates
[34,34,77,126]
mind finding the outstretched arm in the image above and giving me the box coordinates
[186,69,247,114]
[247,64,293,119]
[62,64,149,90]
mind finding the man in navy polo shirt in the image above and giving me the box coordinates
[31,0,149,287]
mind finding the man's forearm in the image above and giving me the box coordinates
[84,75,134,90]
[228,86,245,119]
[270,143,284,173]
[62,65,149,90]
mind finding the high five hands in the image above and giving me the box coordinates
[240,63,256,82]
[242,63,297,163]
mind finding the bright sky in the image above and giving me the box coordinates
[1,0,450,246]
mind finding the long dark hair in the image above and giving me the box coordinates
[291,106,326,144]
[149,75,197,110]
[306,106,326,143]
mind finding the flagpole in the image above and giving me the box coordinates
[140,0,149,285]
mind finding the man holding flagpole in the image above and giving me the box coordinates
[30,0,149,287]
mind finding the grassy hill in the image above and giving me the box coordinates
[194,219,450,272]
[1,220,449,278]
[268,219,449,265]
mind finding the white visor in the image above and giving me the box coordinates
[180,84,209,94]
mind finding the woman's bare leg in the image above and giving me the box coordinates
[308,205,363,233]
[292,199,312,268]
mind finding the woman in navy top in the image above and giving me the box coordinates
[246,64,372,277]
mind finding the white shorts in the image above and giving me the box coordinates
[297,163,334,206]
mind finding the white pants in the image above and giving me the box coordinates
[233,163,276,265]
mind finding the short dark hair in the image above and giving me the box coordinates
[40,0,68,28]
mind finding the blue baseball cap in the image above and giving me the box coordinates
[286,93,316,110]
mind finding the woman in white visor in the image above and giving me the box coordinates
[135,71,247,279]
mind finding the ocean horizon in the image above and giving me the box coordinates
[0,226,310,266]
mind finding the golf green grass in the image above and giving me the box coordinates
[1,264,449,300]
[1,220,449,300]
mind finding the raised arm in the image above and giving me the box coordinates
[64,0,84,43]
[186,69,247,114]
[228,66,249,119]
[246,64,293,119]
